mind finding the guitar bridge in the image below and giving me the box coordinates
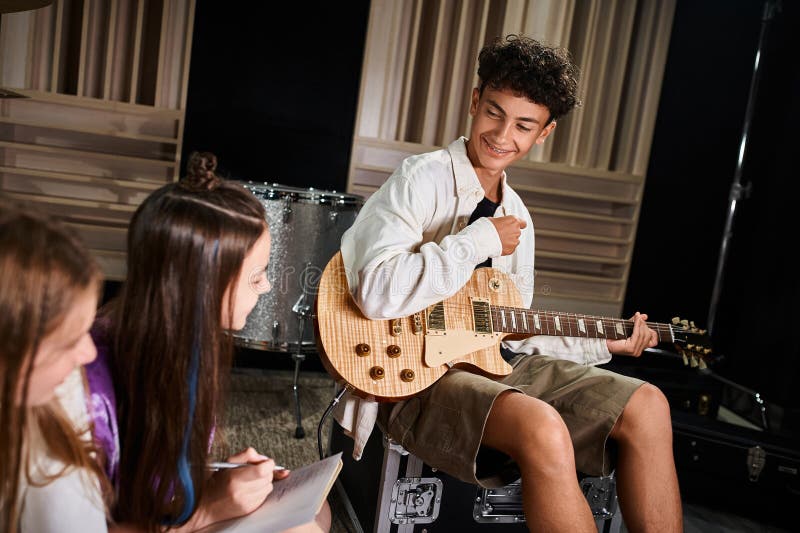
[471,298,493,335]
[412,312,424,335]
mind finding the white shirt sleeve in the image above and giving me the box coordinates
[341,173,501,320]
[503,335,612,365]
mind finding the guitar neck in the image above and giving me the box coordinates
[490,306,674,343]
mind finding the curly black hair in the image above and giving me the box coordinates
[477,34,581,122]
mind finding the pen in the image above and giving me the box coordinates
[207,461,287,471]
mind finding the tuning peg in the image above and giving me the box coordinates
[690,320,697,329]
[699,329,707,335]
[703,348,712,356]
[687,344,695,351]
[680,319,689,328]
[698,358,708,370]
[690,355,699,368]
[682,352,689,366]
[672,317,681,325]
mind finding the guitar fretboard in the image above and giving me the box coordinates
[490,306,674,343]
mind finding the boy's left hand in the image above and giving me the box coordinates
[606,312,657,357]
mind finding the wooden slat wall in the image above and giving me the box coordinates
[0,0,196,281]
[348,0,677,317]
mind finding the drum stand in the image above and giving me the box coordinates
[291,292,312,439]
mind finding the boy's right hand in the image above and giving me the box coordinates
[489,216,527,256]
[194,447,290,528]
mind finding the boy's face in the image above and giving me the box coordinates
[467,87,556,178]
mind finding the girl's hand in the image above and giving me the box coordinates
[186,447,290,529]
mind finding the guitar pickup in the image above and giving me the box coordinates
[471,297,493,335]
[426,303,446,332]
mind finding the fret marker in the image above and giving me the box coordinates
[501,310,507,329]
[510,311,517,330]
[521,312,528,330]
[554,316,562,333]
[533,314,541,330]
[615,322,625,336]
[578,318,586,334]
[596,320,604,335]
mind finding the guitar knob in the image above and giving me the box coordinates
[387,345,401,358]
[400,369,415,382]
[369,366,385,380]
[355,343,371,357]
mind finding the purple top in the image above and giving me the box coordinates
[86,318,120,486]
[84,318,218,491]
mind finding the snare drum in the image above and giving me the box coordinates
[233,182,363,352]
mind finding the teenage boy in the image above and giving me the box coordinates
[338,35,682,532]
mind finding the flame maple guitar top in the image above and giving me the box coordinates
[314,251,522,401]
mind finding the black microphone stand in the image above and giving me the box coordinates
[706,0,781,336]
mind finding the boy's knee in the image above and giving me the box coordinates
[614,383,673,442]
[511,403,573,464]
[631,383,671,420]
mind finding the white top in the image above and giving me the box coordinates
[335,138,611,459]
[18,368,108,532]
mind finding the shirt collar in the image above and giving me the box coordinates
[448,137,509,203]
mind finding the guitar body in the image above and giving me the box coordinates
[314,252,521,401]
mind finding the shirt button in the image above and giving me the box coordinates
[458,221,466,229]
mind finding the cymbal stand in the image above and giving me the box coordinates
[290,264,313,438]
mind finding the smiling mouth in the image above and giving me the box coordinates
[482,136,514,155]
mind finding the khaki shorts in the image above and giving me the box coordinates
[379,354,644,488]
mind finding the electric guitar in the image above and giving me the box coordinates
[314,251,711,401]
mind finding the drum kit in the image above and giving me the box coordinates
[233,182,364,437]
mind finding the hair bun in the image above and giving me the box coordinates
[183,151,221,191]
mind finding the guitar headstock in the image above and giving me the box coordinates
[671,317,714,370]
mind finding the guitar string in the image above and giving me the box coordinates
[425,303,678,333]
[404,306,708,352]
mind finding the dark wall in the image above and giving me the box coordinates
[625,0,800,409]
[181,1,371,191]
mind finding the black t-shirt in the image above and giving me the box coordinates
[468,196,500,269]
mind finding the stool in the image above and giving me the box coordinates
[330,421,625,532]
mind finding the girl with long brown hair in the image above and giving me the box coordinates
[0,203,109,532]
[89,152,330,532]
